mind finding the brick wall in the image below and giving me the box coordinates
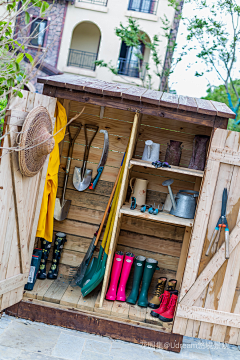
[15,0,67,93]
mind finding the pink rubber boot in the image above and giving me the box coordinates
[106,251,124,301]
[116,252,135,301]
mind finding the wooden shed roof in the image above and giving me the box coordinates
[38,74,236,119]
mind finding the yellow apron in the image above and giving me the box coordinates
[36,101,67,242]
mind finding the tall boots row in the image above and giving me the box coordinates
[106,253,158,308]
[106,251,179,322]
[38,232,67,280]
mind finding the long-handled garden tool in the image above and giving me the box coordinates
[54,125,82,221]
[73,124,99,191]
[81,152,127,297]
[70,154,125,286]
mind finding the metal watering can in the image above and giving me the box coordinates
[162,179,199,219]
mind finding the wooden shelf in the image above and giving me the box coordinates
[130,159,204,178]
[120,205,194,227]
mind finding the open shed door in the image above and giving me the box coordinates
[173,128,240,344]
[0,90,56,310]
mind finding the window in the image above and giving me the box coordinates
[117,42,147,79]
[30,18,47,47]
[128,0,158,15]
[78,0,108,5]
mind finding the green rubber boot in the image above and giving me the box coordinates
[137,258,158,308]
[126,256,146,305]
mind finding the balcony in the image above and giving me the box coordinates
[117,58,147,79]
[128,0,158,15]
[77,0,108,5]
[67,49,98,71]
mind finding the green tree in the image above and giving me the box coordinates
[95,14,183,91]
[202,80,240,131]
[182,0,240,124]
[0,0,50,113]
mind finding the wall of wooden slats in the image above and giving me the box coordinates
[52,101,208,294]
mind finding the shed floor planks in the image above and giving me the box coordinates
[43,278,69,304]
[23,278,173,333]
[24,279,53,300]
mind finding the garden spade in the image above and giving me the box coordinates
[54,125,82,221]
[73,124,98,191]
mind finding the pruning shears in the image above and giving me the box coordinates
[205,188,230,259]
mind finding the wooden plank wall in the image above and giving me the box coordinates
[52,101,132,277]
[49,101,211,296]
[173,129,240,345]
[0,91,56,310]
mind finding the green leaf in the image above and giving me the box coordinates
[40,1,49,16]
[25,53,34,64]
[25,11,30,24]
[17,91,23,98]
[16,53,24,64]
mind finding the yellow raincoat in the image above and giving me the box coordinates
[36,101,67,242]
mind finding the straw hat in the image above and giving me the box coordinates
[18,106,55,177]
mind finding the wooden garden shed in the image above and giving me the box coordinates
[1,74,239,352]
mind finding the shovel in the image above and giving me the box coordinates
[76,154,125,288]
[73,124,99,192]
[81,151,127,296]
[54,125,82,221]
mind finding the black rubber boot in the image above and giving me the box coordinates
[138,258,158,308]
[37,239,52,280]
[47,232,67,280]
[126,256,146,305]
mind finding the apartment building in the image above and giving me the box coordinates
[12,0,182,92]
[57,0,181,90]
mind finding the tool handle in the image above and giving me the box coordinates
[93,155,124,247]
[225,228,230,259]
[68,125,82,159]
[62,157,71,202]
[89,167,103,190]
[82,124,99,181]
[129,177,136,192]
[206,228,218,256]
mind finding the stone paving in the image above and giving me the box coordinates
[0,313,239,360]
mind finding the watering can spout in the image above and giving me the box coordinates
[168,185,177,211]
[162,179,177,211]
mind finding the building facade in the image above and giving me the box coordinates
[14,0,67,93]
[13,0,182,93]
[57,0,178,90]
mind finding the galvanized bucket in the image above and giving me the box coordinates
[170,190,199,219]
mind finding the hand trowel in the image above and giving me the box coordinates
[73,124,99,192]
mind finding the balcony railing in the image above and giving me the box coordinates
[67,49,98,71]
[78,0,108,6]
[128,0,158,15]
[117,58,148,79]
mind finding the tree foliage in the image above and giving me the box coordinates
[0,0,50,114]
[95,14,182,91]
[202,80,240,131]
[183,0,240,122]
